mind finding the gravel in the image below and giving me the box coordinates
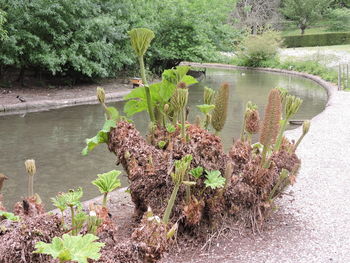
[279,48,350,68]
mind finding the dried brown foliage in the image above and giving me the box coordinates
[183,197,205,226]
[0,214,63,263]
[245,109,260,134]
[0,194,5,211]
[13,195,45,217]
[131,215,170,262]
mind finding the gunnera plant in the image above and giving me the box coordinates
[24,159,36,197]
[211,83,230,135]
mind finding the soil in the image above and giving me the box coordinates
[0,78,132,109]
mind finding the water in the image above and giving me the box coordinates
[0,68,327,209]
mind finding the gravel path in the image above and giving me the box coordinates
[279,48,350,68]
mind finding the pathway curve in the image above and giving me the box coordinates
[165,64,350,263]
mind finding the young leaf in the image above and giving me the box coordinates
[92,170,121,194]
[105,107,119,121]
[51,194,68,212]
[204,170,226,190]
[82,119,116,156]
[158,141,166,149]
[189,166,204,179]
[0,211,20,221]
[34,234,105,263]
[166,123,176,133]
[61,188,83,208]
[196,104,215,114]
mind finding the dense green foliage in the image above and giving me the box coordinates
[283,32,350,47]
[236,31,281,67]
[0,0,236,81]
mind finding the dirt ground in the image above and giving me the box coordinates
[0,78,132,106]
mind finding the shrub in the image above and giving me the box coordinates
[283,32,350,47]
[0,0,134,81]
[236,31,282,67]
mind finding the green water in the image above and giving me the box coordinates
[0,68,327,208]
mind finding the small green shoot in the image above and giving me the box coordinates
[196,104,215,115]
[166,123,176,133]
[189,166,204,179]
[92,170,121,207]
[204,170,226,190]
[34,233,104,263]
[0,211,20,221]
[158,141,167,149]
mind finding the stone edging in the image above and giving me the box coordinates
[0,90,130,116]
[181,62,338,106]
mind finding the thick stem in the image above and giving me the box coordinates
[204,114,210,130]
[103,192,108,208]
[70,205,75,235]
[260,144,269,168]
[274,119,288,151]
[138,56,155,122]
[294,133,306,151]
[163,183,180,224]
[180,108,186,139]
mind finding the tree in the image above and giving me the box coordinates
[282,0,330,35]
[233,0,281,34]
[0,9,6,40]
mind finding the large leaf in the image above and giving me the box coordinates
[123,99,148,117]
[82,119,117,156]
[128,28,155,57]
[34,234,105,263]
[92,170,121,194]
[124,86,146,100]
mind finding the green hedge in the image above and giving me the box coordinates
[283,32,350,47]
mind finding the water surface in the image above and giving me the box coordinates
[0,68,327,208]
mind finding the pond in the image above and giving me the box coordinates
[0,68,327,209]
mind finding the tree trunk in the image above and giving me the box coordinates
[17,68,25,86]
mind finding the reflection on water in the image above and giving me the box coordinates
[0,68,327,208]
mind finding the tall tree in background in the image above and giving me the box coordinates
[233,0,281,34]
[0,9,6,40]
[282,0,330,35]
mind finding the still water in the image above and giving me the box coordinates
[0,69,327,208]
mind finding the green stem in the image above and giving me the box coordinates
[163,183,180,224]
[204,114,210,130]
[102,192,108,208]
[261,144,269,168]
[274,119,288,151]
[294,133,306,151]
[138,55,155,122]
[28,175,33,197]
[268,170,289,200]
[180,108,186,139]
[70,205,75,235]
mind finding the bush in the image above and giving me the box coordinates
[0,0,137,80]
[236,31,282,67]
[326,8,350,32]
[283,32,350,47]
[0,0,238,81]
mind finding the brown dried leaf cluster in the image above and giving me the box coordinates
[0,214,63,263]
[13,195,45,217]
